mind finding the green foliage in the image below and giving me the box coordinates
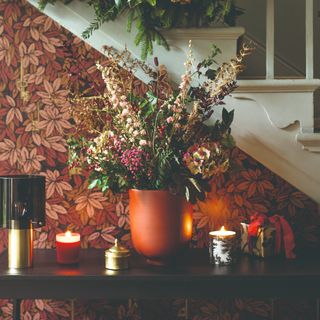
[38,0,243,59]
[195,44,222,79]
[139,91,158,118]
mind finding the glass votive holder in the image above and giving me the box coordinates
[209,226,238,265]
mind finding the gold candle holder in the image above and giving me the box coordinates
[105,240,130,270]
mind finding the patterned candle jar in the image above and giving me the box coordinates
[209,226,237,265]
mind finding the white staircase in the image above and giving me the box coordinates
[27,0,320,203]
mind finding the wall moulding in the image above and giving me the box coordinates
[233,79,320,129]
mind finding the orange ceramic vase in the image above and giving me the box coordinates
[129,189,193,265]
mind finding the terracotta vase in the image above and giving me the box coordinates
[129,189,193,265]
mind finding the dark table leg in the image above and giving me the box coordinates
[13,299,21,320]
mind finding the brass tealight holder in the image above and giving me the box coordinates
[105,239,130,270]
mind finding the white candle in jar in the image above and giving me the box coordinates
[209,226,237,265]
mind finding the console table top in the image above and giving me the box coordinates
[0,249,319,299]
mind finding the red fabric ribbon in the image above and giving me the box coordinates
[248,213,296,259]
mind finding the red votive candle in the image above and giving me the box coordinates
[56,231,81,264]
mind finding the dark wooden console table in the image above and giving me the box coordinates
[0,249,319,319]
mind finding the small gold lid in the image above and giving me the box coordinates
[105,239,130,270]
[105,239,130,258]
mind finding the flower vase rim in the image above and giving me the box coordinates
[129,188,170,193]
[128,189,190,203]
[129,188,170,192]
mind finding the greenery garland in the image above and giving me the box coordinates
[38,0,243,59]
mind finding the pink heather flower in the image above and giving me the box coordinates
[166,116,174,124]
[120,148,150,180]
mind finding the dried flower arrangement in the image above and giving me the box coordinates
[38,0,243,59]
[68,42,253,203]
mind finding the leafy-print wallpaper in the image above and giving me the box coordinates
[0,1,319,319]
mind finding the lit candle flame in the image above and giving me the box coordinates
[65,231,72,238]
[209,225,236,238]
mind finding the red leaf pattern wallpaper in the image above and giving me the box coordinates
[0,1,319,319]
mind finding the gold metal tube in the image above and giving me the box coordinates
[8,228,33,269]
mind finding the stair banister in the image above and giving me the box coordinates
[266,0,275,79]
[266,0,315,80]
[306,0,314,79]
